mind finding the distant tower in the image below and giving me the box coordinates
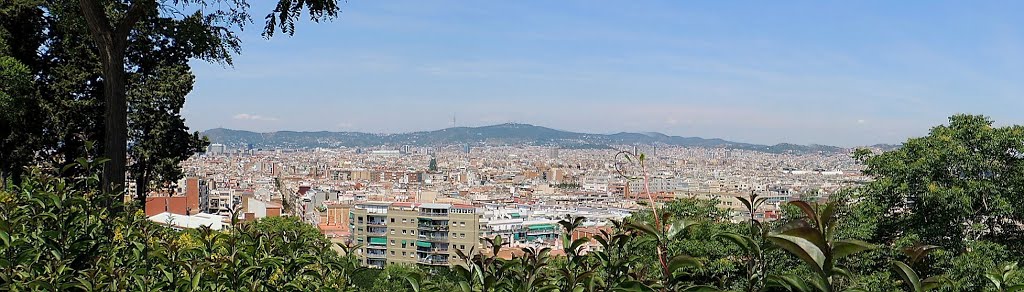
[549,147,559,159]
[452,113,457,127]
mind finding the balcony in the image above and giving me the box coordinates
[418,212,448,217]
[366,221,387,227]
[417,246,449,253]
[417,257,449,265]
[366,252,387,259]
[417,223,449,231]
[368,237,387,246]
[367,259,387,269]
[367,227,387,236]
[526,230,558,236]
[418,234,448,242]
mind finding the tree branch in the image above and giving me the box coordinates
[115,0,155,41]
[77,0,114,51]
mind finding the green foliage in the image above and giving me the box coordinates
[859,114,1024,253]
[0,163,366,291]
[850,114,1024,291]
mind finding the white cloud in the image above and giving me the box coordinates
[232,113,278,121]
[857,119,866,124]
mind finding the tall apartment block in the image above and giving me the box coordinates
[349,202,481,268]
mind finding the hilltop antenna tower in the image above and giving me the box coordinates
[452,113,457,127]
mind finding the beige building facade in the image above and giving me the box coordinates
[349,202,481,268]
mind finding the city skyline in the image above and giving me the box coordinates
[184,0,1024,146]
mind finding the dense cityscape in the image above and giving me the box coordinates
[142,136,873,268]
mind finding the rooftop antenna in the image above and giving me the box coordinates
[452,113,457,127]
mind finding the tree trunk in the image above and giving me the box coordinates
[101,54,128,202]
[78,0,148,213]
[135,165,149,207]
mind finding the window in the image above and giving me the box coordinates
[390,240,395,245]
[390,218,395,223]
[391,229,395,234]
[390,251,395,255]
[402,252,406,256]
[402,230,406,234]
[402,218,407,223]
[460,233,466,238]
[460,245,465,249]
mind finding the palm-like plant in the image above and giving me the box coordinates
[509,246,555,292]
[614,150,720,292]
[450,235,512,292]
[891,244,947,292]
[625,213,719,292]
[766,201,875,292]
[717,192,772,292]
[555,216,598,292]
[593,219,654,291]
[985,262,1024,292]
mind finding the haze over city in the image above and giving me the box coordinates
[183,0,1024,146]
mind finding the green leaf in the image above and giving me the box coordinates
[921,276,948,291]
[832,239,875,260]
[716,232,753,251]
[402,274,422,292]
[768,234,826,275]
[668,254,702,274]
[893,261,921,292]
[626,222,661,240]
[191,271,202,291]
[781,226,827,254]
[666,218,698,239]
[788,201,819,226]
[768,274,813,292]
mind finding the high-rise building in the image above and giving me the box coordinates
[349,202,481,268]
[207,143,226,155]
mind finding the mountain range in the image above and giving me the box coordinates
[201,123,869,154]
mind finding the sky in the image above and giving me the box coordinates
[183,0,1024,146]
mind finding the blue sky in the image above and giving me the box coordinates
[184,0,1024,146]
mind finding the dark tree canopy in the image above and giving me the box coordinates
[858,114,1024,252]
